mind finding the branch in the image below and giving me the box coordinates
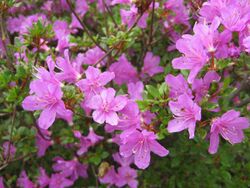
[66,0,106,52]
[148,0,155,48]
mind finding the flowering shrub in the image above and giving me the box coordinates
[0,0,250,187]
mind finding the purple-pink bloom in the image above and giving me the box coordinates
[99,166,118,186]
[120,5,148,29]
[141,52,163,77]
[37,168,50,188]
[192,71,220,102]
[208,110,249,154]
[35,56,61,87]
[120,130,169,169]
[105,101,140,133]
[53,20,71,52]
[0,176,4,188]
[113,152,134,167]
[22,80,73,129]
[127,81,144,100]
[172,35,209,83]
[111,0,131,5]
[36,128,53,157]
[168,94,201,139]
[116,166,138,188]
[165,74,193,99]
[109,54,138,85]
[87,88,127,125]
[220,5,250,32]
[73,131,92,155]
[76,66,115,97]
[17,171,35,188]
[86,127,104,145]
[75,0,89,17]
[193,17,221,52]
[164,0,190,28]
[2,141,16,160]
[243,36,250,53]
[49,173,73,188]
[56,50,81,83]
[82,46,106,65]
[53,157,88,181]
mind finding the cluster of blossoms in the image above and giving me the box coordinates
[0,0,249,187]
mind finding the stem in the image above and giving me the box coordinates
[210,51,216,70]
[94,11,144,66]
[6,106,16,162]
[66,0,106,52]
[102,0,118,28]
[148,0,155,48]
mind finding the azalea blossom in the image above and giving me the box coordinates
[119,130,169,169]
[87,88,127,125]
[141,52,163,77]
[36,128,53,157]
[17,171,35,188]
[192,71,220,102]
[165,74,193,99]
[22,80,73,129]
[168,94,201,139]
[76,66,115,97]
[37,168,50,188]
[172,35,209,83]
[208,110,249,154]
[49,173,73,188]
[109,54,138,85]
[52,157,88,181]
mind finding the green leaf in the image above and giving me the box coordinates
[146,85,160,99]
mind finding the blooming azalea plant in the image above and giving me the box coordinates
[0,0,249,187]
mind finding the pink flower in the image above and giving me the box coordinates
[116,166,138,188]
[49,173,73,188]
[76,66,115,97]
[209,110,249,154]
[75,0,89,17]
[192,71,220,102]
[120,5,149,29]
[165,74,193,99]
[168,94,201,139]
[37,168,50,188]
[164,0,190,27]
[82,46,106,65]
[87,88,127,125]
[17,171,35,188]
[193,17,221,52]
[35,56,61,86]
[73,131,91,155]
[141,52,163,77]
[220,5,250,32]
[127,81,144,100]
[0,177,4,188]
[53,157,88,181]
[109,54,138,85]
[113,152,134,167]
[36,128,53,157]
[243,36,250,53]
[172,35,209,83]
[22,80,73,129]
[120,130,169,169]
[99,166,118,186]
[105,101,140,133]
[56,50,81,83]
[2,141,16,160]
[86,127,104,145]
[53,20,71,52]
[111,0,131,5]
